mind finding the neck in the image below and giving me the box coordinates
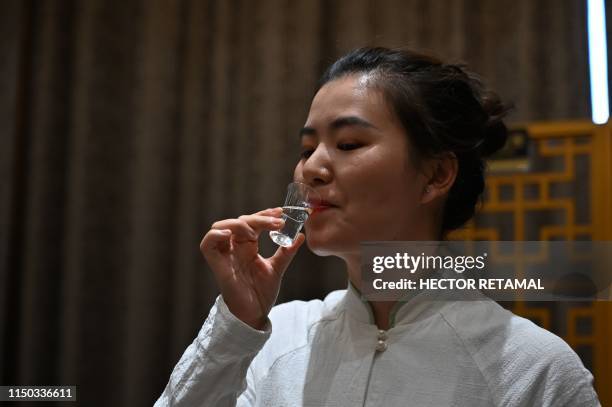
[343,225,441,330]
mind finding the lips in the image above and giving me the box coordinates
[310,199,338,214]
[312,199,337,208]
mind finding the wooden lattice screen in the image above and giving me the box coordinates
[448,120,612,404]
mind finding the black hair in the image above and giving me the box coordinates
[318,47,511,235]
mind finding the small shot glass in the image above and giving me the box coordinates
[269,182,320,247]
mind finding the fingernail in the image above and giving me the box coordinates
[273,219,284,226]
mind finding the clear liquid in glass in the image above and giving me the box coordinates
[269,206,312,247]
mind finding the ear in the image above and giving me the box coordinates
[420,152,458,205]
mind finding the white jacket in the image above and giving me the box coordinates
[154,281,600,406]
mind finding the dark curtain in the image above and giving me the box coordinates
[0,0,590,406]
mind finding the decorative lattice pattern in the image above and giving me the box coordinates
[448,121,612,402]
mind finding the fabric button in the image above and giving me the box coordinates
[375,339,387,352]
[377,330,387,340]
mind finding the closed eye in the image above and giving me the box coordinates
[338,143,361,151]
[300,143,362,160]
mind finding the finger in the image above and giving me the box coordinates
[237,214,286,235]
[200,229,233,260]
[255,207,284,216]
[268,233,305,276]
[210,219,259,241]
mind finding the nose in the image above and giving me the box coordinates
[298,144,332,187]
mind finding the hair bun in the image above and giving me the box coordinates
[480,92,512,157]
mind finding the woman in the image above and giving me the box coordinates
[155,47,600,406]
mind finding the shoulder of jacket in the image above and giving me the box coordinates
[440,298,579,361]
[439,299,594,404]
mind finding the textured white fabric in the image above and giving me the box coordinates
[154,281,600,406]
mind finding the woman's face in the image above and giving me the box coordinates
[294,74,431,258]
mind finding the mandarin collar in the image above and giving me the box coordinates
[342,272,458,329]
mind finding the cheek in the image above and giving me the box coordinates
[346,156,422,230]
[351,154,417,204]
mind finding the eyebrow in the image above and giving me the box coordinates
[299,116,377,138]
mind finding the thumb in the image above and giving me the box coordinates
[268,233,305,276]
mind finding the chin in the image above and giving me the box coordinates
[304,230,360,257]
